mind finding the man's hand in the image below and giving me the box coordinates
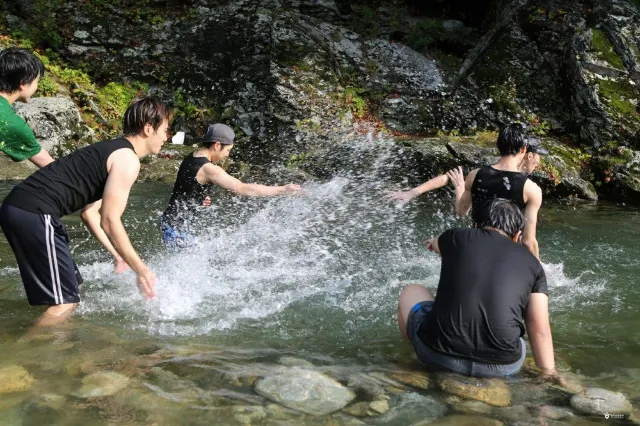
[202,196,212,207]
[446,166,465,190]
[114,256,129,274]
[136,268,157,300]
[283,183,303,194]
[384,190,416,205]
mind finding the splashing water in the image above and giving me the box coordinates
[73,137,603,342]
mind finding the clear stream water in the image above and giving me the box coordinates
[0,143,639,425]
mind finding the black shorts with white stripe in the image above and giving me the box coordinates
[0,203,83,306]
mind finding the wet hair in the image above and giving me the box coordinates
[496,123,528,156]
[479,198,525,240]
[0,47,45,93]
[122,96,173,136]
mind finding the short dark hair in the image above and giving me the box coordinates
[496,123,528,156]
[0,47,45,93]
[122,96,173,136]
[479,198,524,239]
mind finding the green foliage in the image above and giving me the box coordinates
[295,118,322,132]
[343,87,367,119]
[524,112,552,136]
[591,29,625,69]
[286,152,311,169]
[99,82,147,114]
[406,19,442,52]
[489,78,519,114]
[597,78,639,118]
[34,75,59,97]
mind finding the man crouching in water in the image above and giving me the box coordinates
[160,123,302,248]
[398,198,560,380]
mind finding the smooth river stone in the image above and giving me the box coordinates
[373,392,448,424]
[430,414,504,426]
[254,367,355,416]
[0,365,35,394]
[71,371,130,398]
[390,370,430,390]
[437,374,511,407]
[570,387,632,415]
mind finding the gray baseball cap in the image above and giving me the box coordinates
[202,123,235,145]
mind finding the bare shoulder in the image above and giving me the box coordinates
[525,178,543,195]
[202,162,225,176]
[106,148,140,172]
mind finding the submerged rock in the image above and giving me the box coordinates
[437,374,511,407]
[71,371,130,398]
[430,414,504,426]
[0,365,35,394]
[373,392,447,424]
[232,405,267,424]
[279,356,315,368]
[255,367,355,416]
[570,387,632,416]
[390,370,430,390]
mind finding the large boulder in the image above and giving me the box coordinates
[14,96,96,157]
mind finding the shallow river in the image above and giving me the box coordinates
[1,154,639,425]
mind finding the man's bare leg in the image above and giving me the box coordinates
[397,285,434,341]
[34,303,78,327]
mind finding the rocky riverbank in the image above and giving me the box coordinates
[1,0,639,203]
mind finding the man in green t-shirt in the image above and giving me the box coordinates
[0,47,54,167]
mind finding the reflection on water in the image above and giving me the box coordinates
[1,140,639,424]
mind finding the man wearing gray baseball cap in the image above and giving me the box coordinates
[160,123,302,248]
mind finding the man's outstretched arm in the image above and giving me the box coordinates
[204,163,301,196]
[385,174,449,204]
[100,149,156,299]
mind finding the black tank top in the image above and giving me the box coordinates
[3,138,135,217]
[471,165,528,225]
[161,153,212,227]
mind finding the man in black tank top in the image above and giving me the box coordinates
[160,124,302,249]
[0,96,172,326]
[450,124,547,259]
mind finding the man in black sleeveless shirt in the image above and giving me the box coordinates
[160,123,302,248]
[398,199,560,380]
[449,124,546,258]
[0,96,171,326]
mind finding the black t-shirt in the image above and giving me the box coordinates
[3,138,135,218]
[161,153,213,230]
[419,227,547,364]
[471,165,528,225]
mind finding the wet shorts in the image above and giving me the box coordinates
[407,300,526,377]
[160,222,196,250]
[0,204,83,306]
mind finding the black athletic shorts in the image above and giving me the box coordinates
[0,203,83,306]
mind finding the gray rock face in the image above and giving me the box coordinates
[570,387,632,415]
[254,367,355,416]
[373,392,448,424]
[14,97,96,157]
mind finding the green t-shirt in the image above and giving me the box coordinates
[0,96,41,162]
